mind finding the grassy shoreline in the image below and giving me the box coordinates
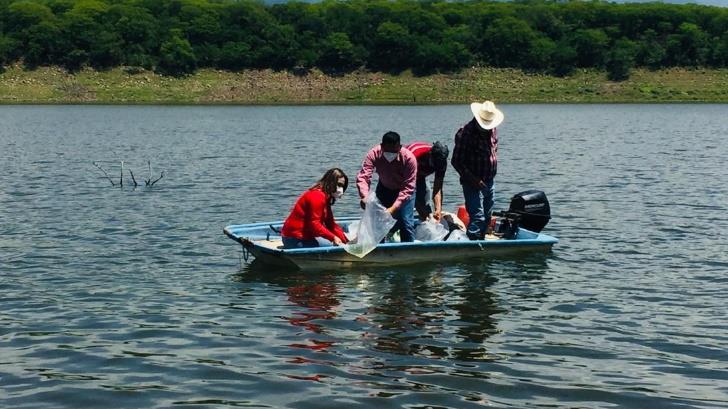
[1,65,728,104]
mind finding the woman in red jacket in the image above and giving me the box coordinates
[281,168,350,248]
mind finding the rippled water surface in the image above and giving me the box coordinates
[1,104,727,408]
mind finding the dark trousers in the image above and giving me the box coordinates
[375,182,415,242]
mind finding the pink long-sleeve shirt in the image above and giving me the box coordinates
[356,144,418,210]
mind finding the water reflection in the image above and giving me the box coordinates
[361,267,452,358]
[450,266,503,361]
[233,257,553,363]
[285,281,339,335]
[230,253,559,398]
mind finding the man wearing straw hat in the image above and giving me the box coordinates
[451,100,504,240]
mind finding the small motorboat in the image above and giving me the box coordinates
[224,190,558,270]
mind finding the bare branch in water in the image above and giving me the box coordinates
[95,161,162,188]
[145,160,152,186]
[150,171,165,186]
[93,162,116,186]
[128,168,138,187]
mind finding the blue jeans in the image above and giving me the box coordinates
[375,183,415,242]
[282,236,333,249]
[462,180,495,238]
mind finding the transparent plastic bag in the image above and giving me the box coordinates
[345,220,359,242]
[446,229,469,241]
[441,211,466,231]
[415,218,448,242]
[344,192,396,258]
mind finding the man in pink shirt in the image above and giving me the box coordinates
[356,131,418,242]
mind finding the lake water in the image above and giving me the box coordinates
[1,104,727,408]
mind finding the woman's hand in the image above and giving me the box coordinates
[333,236,344,246]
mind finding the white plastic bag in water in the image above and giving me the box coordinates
[344,192,396,258]
[415,218,449,242]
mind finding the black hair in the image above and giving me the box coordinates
[381,131,400,146]
[430,141,449,171]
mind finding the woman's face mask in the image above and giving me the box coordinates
[383,152,398,162]
[333,186,344,200]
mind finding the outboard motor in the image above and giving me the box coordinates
[505,190,551,232]
[492,190,551,238]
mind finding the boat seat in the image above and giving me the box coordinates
[256,239,284,250]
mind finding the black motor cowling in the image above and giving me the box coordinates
[506,190,551,232]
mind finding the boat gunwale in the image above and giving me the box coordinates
[224,217,558,257]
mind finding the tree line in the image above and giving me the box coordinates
[1,0,727,80]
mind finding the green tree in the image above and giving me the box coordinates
[271,1,325,37]
[636,29,666,69]
[253,23,299,70]
[110,5,159,69]
[318,32,366,73]
[526,36,557,71]
[0,35,18,67]
[176,2,223,46]
[481,17,537,68]
[710,32,728,66]
[666,22,710,66]
[24,20,64,68]
[219,41,251,71]
[567,28,610,68]
[606,38,637,81]
[158,30,196,76]
[59,9,122,70]
[369,21,413,72]
[0,0,725,76]
[193,43,220,68]
[88,29,123,69]
[551,41,577,77]
[412,39,445,75]
[6,1,54,33]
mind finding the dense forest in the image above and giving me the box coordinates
[1,0,727,80]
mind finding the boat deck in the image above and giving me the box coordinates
[252,234,505,251]
[257,239,284,250]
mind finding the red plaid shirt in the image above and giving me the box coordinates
[451,119,498,185]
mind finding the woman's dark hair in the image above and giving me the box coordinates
[311,167,348,198]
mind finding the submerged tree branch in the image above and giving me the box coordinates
[150,171,165,186]
[93,161,116,186]
[94,160,164,188]
[128,168,138,187]
[145,160,152,186]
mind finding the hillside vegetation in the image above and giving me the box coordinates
[3,65,727,104]
[1,0,727,81]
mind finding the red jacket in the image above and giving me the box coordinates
[281,188,348,243]
[406,141,446,179]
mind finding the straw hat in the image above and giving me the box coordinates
[470,100,504,130]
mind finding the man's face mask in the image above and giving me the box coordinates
[383,152,398,162]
